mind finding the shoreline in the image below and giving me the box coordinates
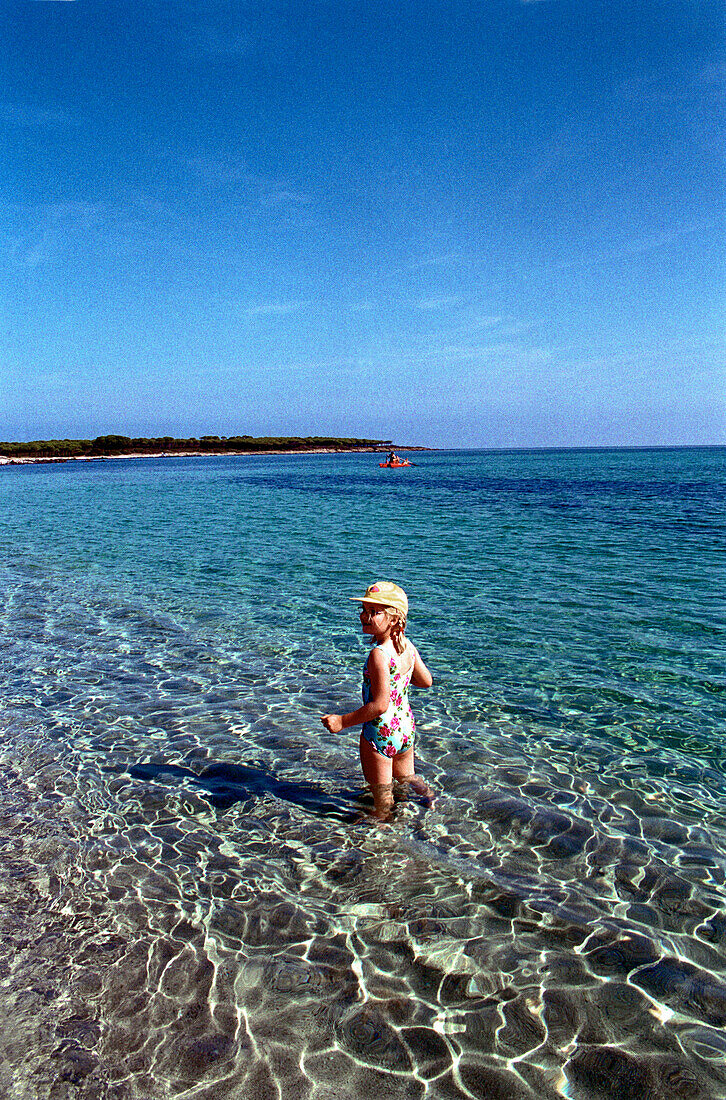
[0,446,429,467]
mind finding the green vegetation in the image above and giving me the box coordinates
[0,435,393,460]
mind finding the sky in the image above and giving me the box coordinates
[1,0,724,448]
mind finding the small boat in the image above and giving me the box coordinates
[379,459,411,468]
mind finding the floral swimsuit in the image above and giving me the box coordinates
[362,642,416,757]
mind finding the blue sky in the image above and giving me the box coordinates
[2,0,723,447]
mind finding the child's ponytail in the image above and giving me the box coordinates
[389,609,407,655]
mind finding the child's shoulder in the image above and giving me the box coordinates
[365,644,392,679]
[367,641,396,664]
[366,642,388,662]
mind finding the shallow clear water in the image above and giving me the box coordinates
[1,448,724,1100]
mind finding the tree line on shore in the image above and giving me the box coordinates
[0,434,393,459]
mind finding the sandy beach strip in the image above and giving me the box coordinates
[0,446,418,466]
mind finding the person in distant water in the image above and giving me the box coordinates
[386,450,397,464]
[321,582,434,821]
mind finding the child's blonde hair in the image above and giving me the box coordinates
[387,607,407,655]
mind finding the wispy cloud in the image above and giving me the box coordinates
[364,331,554,371]
[562,334,726,386]
[480,343,553,366]
[550,218,719,271]
[13,234,54,269]
[406,252,462,271]
[161,147,313,213]
[503,137,574,212]
[0,102,79,128]
[412,296,460,311]
[2,192,184,268]
[4,200,107,267]
[347,300,378,313]
[617,220,720,259]
[274,356,364,374]
[390,252,462,277]
[243,301,310,317]
[419,341,553,368]
[619,58,726,109]
[39,201,106,228]
[258,187,311,209]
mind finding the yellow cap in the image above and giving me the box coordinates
[349,581,408,618]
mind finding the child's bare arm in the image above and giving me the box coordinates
[321,648,390,733]
[411,646,433,688]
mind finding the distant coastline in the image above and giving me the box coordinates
[0,434,426,466]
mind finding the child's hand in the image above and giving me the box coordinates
[321,714,343,734]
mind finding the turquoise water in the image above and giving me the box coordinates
[1,448,724,1100]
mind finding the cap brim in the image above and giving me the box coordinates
[349,596,390,605]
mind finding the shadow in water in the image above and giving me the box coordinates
[113,760,364,822]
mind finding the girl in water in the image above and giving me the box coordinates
[321,581,433,820]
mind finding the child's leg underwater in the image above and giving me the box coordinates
[392,747,435,806]
[359,734,395,820]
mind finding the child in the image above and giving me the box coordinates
[321,581,433,821]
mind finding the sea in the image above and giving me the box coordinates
[0,447,724,1100]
